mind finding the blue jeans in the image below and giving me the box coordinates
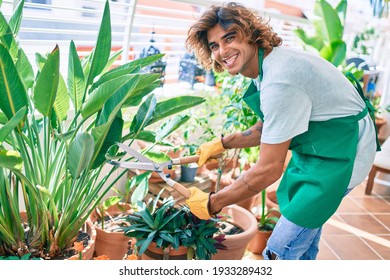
[262,188,353,260]
[262,215,322,260]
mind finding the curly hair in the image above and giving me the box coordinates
[185,2,282,72]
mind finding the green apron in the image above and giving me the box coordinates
[242,49,380,228]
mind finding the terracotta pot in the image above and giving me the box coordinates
[212,205,257,260]
[247,229,272,255]
[141,242,188,260]
[90,203,133,260]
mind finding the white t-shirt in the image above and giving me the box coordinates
[257,46,376,189]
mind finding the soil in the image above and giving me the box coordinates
[217,220,244,235]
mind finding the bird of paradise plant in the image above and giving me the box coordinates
[0,0,204,259]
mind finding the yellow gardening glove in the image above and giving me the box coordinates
[196,138,226,166]
[186,187,211,220]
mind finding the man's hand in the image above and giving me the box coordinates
[196,138,225,166]
[186,187,212,220]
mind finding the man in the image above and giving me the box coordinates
[184,2,379,260]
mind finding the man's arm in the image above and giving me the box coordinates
[209,139,291,214]
[222,121,263,149]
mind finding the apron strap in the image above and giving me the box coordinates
[346,72,381,151]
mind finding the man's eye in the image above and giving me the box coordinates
[227,36,234,42]
[210,45,218,51]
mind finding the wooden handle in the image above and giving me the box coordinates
[173,155,199,165]
[171,181,191,199]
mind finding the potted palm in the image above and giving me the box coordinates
[0,0,204,260]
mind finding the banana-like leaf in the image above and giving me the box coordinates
[0,13,19,60]
[90,54,164,92]
[33,45,60,117]
[130,174,149,207]
[155,114,190,142]
[123,78,160,107]
[81,74,139,119]
[129,94,157,136]
[314,0,343,43]
[0,149,23,170]
[146,96,205,127]
[335,0,347,27]
[53,74,70,121]
[68,132,95,179]
[319,40,346,67]
[92,116,123,168]
[101,48,123,74]
[0,44,29,121]
[85,0,111,87]
[8,0,24,36]
[16,48,34,90]
[0,107,26,143]
[67,40,85,113]
[294,28,324,51]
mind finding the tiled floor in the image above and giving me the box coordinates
[244,179,390,260]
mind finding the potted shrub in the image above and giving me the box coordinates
[122,191,225,260]
[0,0,204,260]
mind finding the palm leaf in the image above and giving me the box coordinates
[0,107,26,143]
[8,0,24,35]
[53,75,70,121]
[85,0,111,87]
[33,45,60,117]
[129,94,156,136]
[15,48,34,90]
[67,40,85,113]
[146,96,205,126]
[67,132,95,179]
[0,44,29,121]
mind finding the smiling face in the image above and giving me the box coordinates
[207,24,258,78]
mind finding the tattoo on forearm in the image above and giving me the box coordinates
[241,130,252,137]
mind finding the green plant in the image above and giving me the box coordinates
[122,192,225,260]
[257,190,279,231]
[0,0,204,259]
[294,0,348,67]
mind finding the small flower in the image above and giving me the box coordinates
[94,255,110,260]
[125,254,138,260]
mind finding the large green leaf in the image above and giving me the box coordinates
[8,0,24,36]
[0,13,18,60]
[294,28,324,51]
[155,114,190,142]
[129,94,157,136]
[16,48,34,90]
[314,0,343,43]
[53,75,70,121]
[67,132,95,179]
[123,77,160,107]
[33,45,60,117]
[130,173,149,206]
[0,149,23,170]
[335,0,347,27]
[0,107,26,143]
[0,44,29,121]
[85,0,111,87]
[92,116,123,168]
[67,40,85,113]
[146,96,205,127]
[90,54,164,93]
[81,74,139,119]
[319,40,346,67]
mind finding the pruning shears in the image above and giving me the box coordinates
[108,143,200,199]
